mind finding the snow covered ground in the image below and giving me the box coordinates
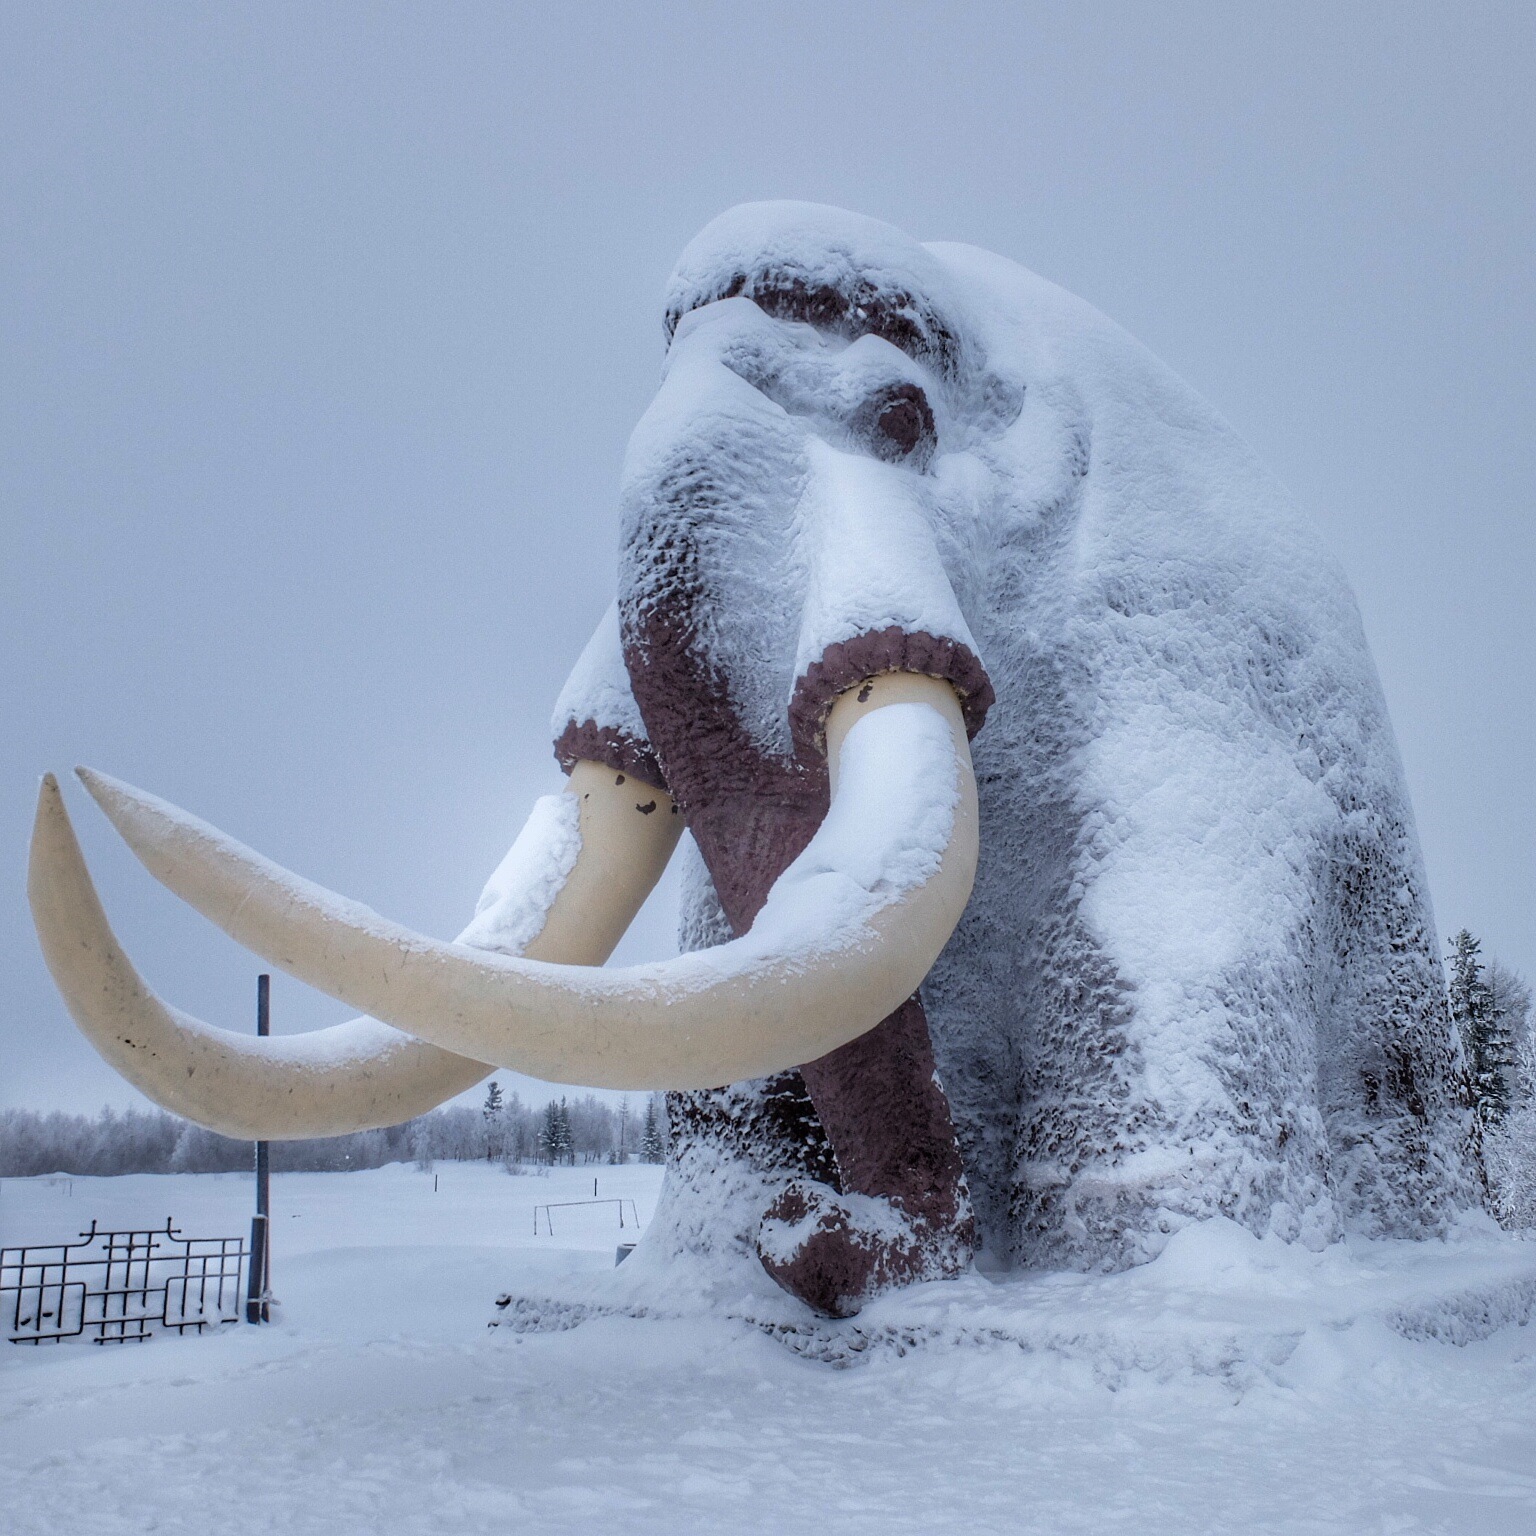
[3,1164,1535,1534]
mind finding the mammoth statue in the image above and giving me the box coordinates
[30,203,1476,1320]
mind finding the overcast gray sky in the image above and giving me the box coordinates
[3,3,1532,1114]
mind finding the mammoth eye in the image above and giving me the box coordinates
[854,382,936,467]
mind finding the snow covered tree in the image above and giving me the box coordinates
[410,1115,435,1173]
[1487,961,1532,1099]
[617,1094,631,1163]
[1449,931,1516,1130]
[555,1098,575,1165]
[1478,960,1536,1227]
[169,1120,248,1174]
[566,1094,617,1163]
[537,1098,574,1165]
[482,1080,505,1162]
[640,1095,665,1164]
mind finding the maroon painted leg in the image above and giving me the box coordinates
[757,996,975,1317]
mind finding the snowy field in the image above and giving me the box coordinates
[3,1165,1536,1535]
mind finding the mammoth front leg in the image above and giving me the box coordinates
[757,996,976,1317]
[751,672,978,1316]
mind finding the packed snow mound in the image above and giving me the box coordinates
[608,202,1476,1278]
[499,1209,1536,1381]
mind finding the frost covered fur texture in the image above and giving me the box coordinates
[557,202,1476,1285]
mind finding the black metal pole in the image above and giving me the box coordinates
[245,974,271,1323]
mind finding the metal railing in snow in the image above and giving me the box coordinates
[2,1218,248,1344]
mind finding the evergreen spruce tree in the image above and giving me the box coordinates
[552,1097,574,1165]
[482,1079,505,1162]
[1482,960,1536,1226]
[640,1096,665,1164]
[539,1099,560,1164]
[1449,930,1515,1130]
[1486,961,1529,1112]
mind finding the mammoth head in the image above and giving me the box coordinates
[624,204,1017,725]
[604,205,1010,926]
[29,204,999,1142]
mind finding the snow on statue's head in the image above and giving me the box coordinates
[30,202,1476,1322]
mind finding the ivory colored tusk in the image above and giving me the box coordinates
[63,673,977,1091]
[28,761,681,1139]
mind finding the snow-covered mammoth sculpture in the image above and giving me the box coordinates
[30,203,1475,1319]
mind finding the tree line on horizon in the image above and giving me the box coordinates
[0,1086,670,1180]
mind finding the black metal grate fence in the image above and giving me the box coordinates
[2,1219,248,1344]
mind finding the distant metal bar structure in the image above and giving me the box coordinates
[246,973,272,1324]
[532,1197,641,1236]
[2,1219,248,1345]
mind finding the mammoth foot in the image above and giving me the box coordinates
[757,1179,975,1319]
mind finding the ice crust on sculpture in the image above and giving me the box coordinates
[560,203,1474,1280]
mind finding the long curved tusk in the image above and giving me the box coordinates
[28,761,681,1138]
[64,672,976,1091]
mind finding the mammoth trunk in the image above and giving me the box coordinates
[618,539,977,1315]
